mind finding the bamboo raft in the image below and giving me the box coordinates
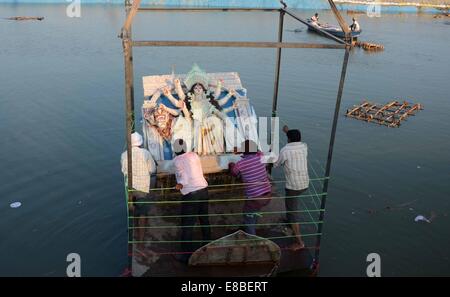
[5,16,44,21]
[345,100,423,127]
[354,41,384,51]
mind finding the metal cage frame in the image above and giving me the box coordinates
[119,0,352,275]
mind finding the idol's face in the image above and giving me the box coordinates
[193,84,204,96]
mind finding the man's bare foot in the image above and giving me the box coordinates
[288,241,305,251]
[135,243,146,253]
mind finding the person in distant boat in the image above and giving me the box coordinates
[121,132,157,248]
[273,126,309,251]
[173,139,211,263]
[350,17,360,31]
[229,140,272,235]
[310,13,319,25]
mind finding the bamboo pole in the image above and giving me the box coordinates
[314,45,351,270]
[346,102,369,115]
[132,40,345,49]
[374,100,398,117]
[121,0,141,38]
[272,10,285,119]
[123,0,135,276]
[138,7,279,12]
[268,9,285,174]
[327,0,351,38]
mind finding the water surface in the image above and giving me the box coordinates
[0,5,449,276]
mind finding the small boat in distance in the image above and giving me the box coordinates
[307,19,361,39]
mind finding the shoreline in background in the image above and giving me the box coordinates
[0,0,448,13]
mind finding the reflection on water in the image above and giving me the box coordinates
[0,5,449,276]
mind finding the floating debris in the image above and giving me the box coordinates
[345,100,423,128]
[398,200,418,208]
[286,28,303,33]
[434,13,450,18]
[5,16,44,21]
[414,215,431,223]
[10,202,22,208]
[354,41,384,51]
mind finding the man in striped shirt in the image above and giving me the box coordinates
[274,126,309,250]
[229,140,272,235]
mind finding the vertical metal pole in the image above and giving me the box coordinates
[271,10,284,120]
[313,45,351,271]
[125,2,135,133]
[123,37,135,275]
[123,0,136,278]
[269,10,284,159]
[123,0,135,273]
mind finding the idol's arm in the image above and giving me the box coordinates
[148,90,161,106]
[161,104,180,116]
[181,105,192,123]
[174,78,186,101]
[213,79,222,99]
[221,101,238,114]
[163,87,183,109]
[217,89,236,106]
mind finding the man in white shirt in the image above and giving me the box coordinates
[310,13,319,25]
[274,126,309,250]
[173,139,211,263]
[350,17,360,31]
[121,132,156,246]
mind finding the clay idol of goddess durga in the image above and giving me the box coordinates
[163,64,239,156]
[143,64,258,160]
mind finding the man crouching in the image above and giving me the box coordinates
[173,139,211,263]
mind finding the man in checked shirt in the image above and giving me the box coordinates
[121,132,157,248]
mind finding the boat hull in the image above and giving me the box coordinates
[307,20,361,39]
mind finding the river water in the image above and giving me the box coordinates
[0,4,449,276]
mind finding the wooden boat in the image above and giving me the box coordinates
[188,230,281,277]
[307,19,361,39]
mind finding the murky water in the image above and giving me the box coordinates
[0,4,449,276]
